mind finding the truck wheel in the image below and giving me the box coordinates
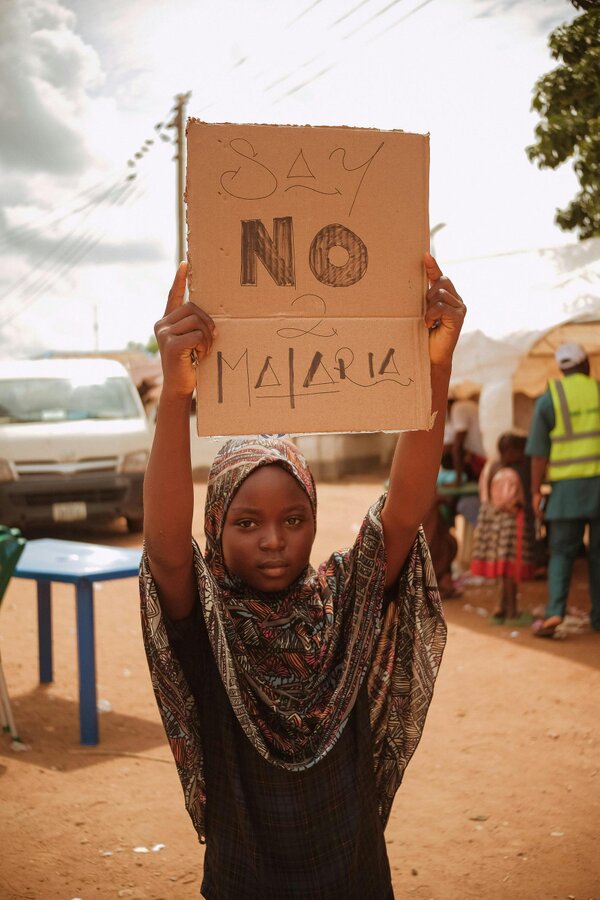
[126,516,144,534]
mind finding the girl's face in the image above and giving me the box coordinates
[221,464,316,592]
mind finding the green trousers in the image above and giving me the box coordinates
[546,518,600,629]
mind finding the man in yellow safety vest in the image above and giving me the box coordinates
[526,342,600,638]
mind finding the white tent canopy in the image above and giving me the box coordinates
[448,238,600,456]
[513,318,600,397]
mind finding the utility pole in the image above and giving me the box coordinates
[169,92,192,265]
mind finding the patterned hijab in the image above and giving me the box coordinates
[204,436,317,587]
[140,436,447,840]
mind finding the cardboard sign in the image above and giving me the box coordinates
[186,120,431,436]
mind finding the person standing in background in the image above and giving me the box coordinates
[470,433,536,625]
[526,342,600,638]
[449,396,486,484]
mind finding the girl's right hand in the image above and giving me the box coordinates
[154,262,217,398]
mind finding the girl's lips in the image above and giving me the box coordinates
[258,561,289,575]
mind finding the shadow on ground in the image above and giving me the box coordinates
[443,556,600,671]
[0,690,168,772]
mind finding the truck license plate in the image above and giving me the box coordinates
[52,501,87,522]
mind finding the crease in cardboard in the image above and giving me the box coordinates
[207,314,427,322]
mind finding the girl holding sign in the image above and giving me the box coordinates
[140,254,465,900]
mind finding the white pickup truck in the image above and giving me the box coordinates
[0,358,152,533]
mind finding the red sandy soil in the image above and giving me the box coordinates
[1,475,598,900]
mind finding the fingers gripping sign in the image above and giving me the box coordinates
[164,260,189,316]
[423,252,466,368]
[155,262,218,398]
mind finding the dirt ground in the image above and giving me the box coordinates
[1,475,598,900]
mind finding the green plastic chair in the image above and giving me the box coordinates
[0,527,27,747]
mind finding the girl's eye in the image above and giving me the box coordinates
[236,519,256,529]
[287,516,303,526]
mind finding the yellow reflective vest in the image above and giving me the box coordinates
[548,374,600,480]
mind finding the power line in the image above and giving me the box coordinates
[2,185,137,324]
[263,53,325,92]
[0,99,180,326]
[1,181,129,302]
[343,0,407,39]
[0,180,124,252]
[271,0,438,102]
[0,233,103,330]
[275,65,337,102]
[366,0,437,46]
[0,180,142,329]
[0,101,178,258]
[329,0,375,28]
[287,0,327,28]
[0,183,136,324]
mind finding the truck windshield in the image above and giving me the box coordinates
[0,377,141,423]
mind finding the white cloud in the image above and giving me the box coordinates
[0,0,104,175]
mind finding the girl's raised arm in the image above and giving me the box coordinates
[381,254,466,588]
[143,263,217,620]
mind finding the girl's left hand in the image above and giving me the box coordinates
[424,252,466,368]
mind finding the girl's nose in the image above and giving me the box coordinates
[259,525,285,550]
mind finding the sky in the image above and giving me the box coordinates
[0,0,594,358]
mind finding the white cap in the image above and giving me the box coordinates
[555,342,587,370]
